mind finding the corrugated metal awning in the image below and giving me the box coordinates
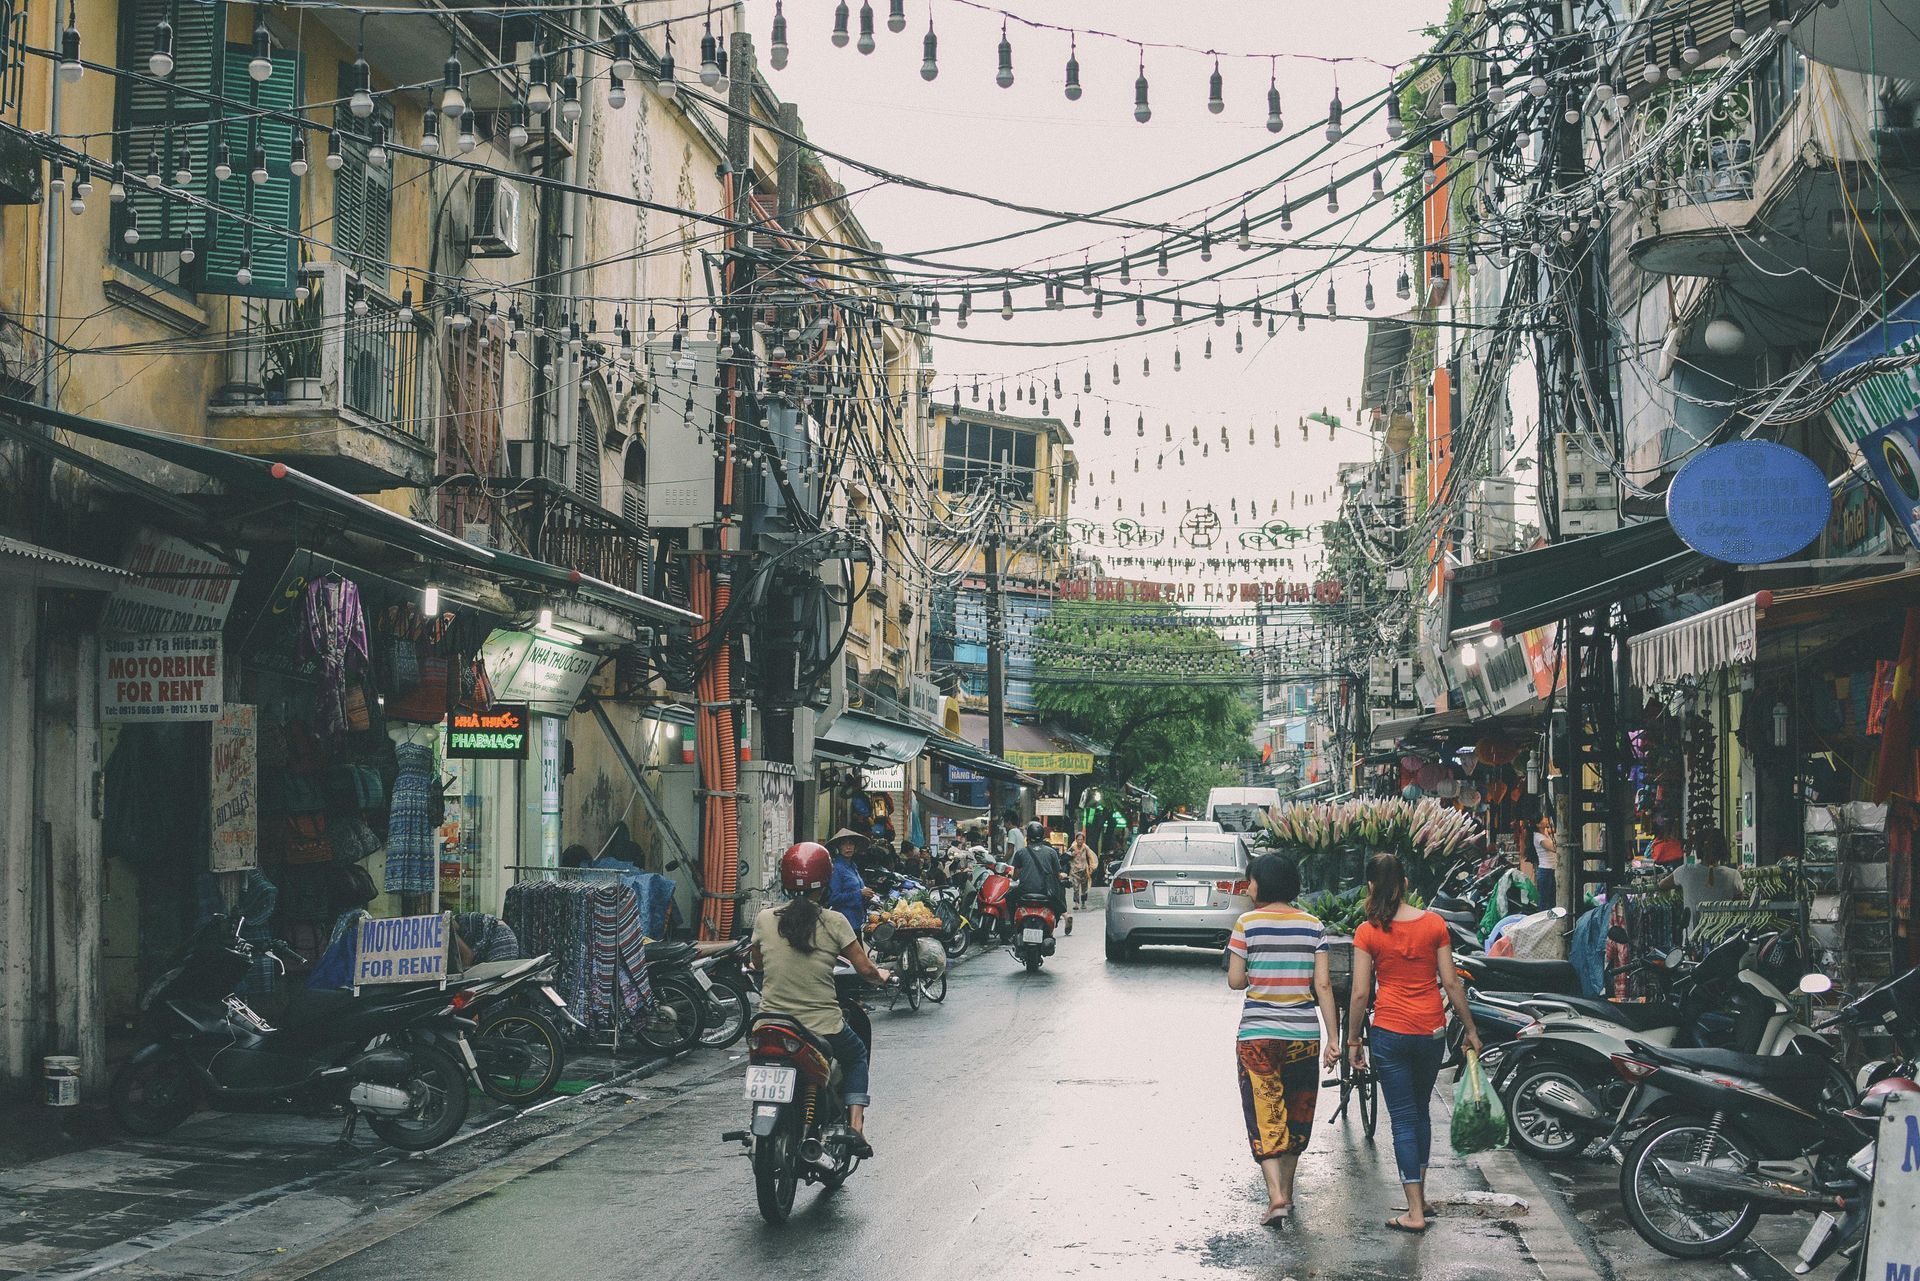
[1629,594,1759,688]
[0,535,133,593]
[816,710,928,766]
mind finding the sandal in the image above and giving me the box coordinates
[1263,1204,1291,1228]
[1384,1217,1427,1235]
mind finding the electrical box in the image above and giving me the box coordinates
[644,339,720,529]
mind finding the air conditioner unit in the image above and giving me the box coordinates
[470,178,522,258]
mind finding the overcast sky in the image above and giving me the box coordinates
[738,0,1446,581]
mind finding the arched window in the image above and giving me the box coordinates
[623,438,647,527]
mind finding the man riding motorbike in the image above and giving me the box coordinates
[1012,821,1068,924]
[750,842,893,1157]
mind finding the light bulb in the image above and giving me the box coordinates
[249,146,268,184]
[442,53,465,116]
[423,586,440,616]
[888,0,906,33]
[289,135,307,176]
[1065,48,1081,100]
[769,2,790,70]
[1267,83,1283,133]
[326,133,343,170]
[856,2,875,55]
[421,110,441,154]
[58,20,82,83]
[458,117,476,151]
[235,250,253,287]
[122,211,141,244]
[607,76,626,109]
[249,14,272,81]
[350,58,374,117]
[1325,90,1343,140]
[832,2,850,47]
[75,163,91,197]
[996,25,1013,87]
[560,76,580,124]
[526,78,552,114]
[919,21,937,79]
[149,18,174,77]
[213,143,232,181]
[1134,67,1151,122]
[699,31,719,85]
[1207,61,1224,114]
[509,108,530,148]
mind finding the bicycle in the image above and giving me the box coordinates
[1323,937,1380,1140]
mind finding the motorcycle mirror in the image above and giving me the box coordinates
[1798,973,1834,996]
[1607,926,1630,945]
[1665,948,1686,970]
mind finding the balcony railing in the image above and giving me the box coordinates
[221,260,429,442]
[440,478,653,596]
[1641,77,1757,211]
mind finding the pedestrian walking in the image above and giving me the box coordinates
[1068,829,1097,909]
[1226,853,1340,1228]
[1347,853,1480,1234]
[1532,814,1558,911]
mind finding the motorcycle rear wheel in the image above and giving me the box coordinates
[1619,1114,1762,1258]
[1506,1063,1595,1160]
[754,1123,799,1224]
[1024,949,1042,973]
[475,1007,565,1104]
[109,1054,198,1136]
[636,972,707,1055]
[367,1043,470,1151]
[697,973,752,1050]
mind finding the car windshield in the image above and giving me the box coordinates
[1125,837,1245,868]
[1211,805,1266,833]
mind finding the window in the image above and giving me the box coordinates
[941,418,1036,499]
[1750,43,1805,145]
[333,65,393,291]
[437,318,503,537]
[1124,837,1246,869]
[112,0,222,286]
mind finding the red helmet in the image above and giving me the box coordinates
[780,842,832,893]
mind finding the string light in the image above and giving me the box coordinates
[1133,50,1151,123]
[149,13,175,77]
[1064,33,1081,100]
[920,17,939,79]
[58,4,83,83]
[996,22,1014,88]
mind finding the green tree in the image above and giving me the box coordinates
[1030,602,1258,812]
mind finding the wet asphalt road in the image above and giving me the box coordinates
[304,902,1536,1281]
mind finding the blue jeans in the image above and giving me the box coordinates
[1536,867,1557,913]
[1371,1026,1445,1184]
[826,1026,871,1107]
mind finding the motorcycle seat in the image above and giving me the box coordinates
[1546,996,1681,1032]
[643,941,698,964]
[1433,907,1479,927]
[279,986,360,1028]
[1465,956,1581,990]
[1633,1042,1830,1084]
[1015,892,1056,906]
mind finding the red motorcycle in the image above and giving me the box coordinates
[973,860,1014,946]
[1011,895,1058,972]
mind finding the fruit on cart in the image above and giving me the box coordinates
[866,900,943,931]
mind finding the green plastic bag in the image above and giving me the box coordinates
[1450,1051,1508,1154]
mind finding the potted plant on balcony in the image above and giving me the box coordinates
[262,292,324,404]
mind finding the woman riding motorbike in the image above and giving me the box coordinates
[751,842,894,1156]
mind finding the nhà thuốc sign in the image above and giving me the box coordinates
[102,633,222,720]
[446,704,530,759]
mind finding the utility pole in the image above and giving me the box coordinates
[984,512,1007,855]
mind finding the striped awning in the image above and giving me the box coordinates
[1629,594,1759,687]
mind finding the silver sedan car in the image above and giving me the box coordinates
[1103,832,1252,961]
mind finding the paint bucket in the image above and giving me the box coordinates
[42,1056,80,1107]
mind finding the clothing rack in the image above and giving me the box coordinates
[501,878,656,1058]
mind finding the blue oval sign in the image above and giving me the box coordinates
[1666,441,1829,564]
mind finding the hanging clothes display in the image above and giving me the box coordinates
[384,741,437,894]
[1607,895,1684,998]
[300,576,369,743]
[504,880,656,1031]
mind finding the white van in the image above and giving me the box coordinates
[1205,786,1283,834]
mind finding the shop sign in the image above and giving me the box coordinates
[481,629,598,711]
[947,764,984,785]
[1822,473,1893,559]
[910,676,943,722]
[102,633,222,720]
[1861,1092,1920,1281]
[862,764,906,793]
[352,913,450,986]
[1004,749,1094,775]
[208,704,257,872]
[1035,796,1066,817]
[1666,442,1830,564]
[1860,415,1920,553]
[102,528,245,633]
[1821,287,1920,445]
[446,705,530,759]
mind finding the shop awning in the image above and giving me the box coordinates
[1370,709,1473,749]
[923,733,1035,786]
[915,789,989,822]
[0,535,133,593]
[816,710,928,766]
[1450,519,1698,642]
[1629,594,1759,688]
[0,395,697,629]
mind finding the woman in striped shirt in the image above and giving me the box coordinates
[1227,853,1341,1227]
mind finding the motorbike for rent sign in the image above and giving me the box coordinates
[208,705,257,871]
[102,632,222,720]
[353,913,452,986]
[1865,1091,1920,1281]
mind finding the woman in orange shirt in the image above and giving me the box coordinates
[1347,853,1480,1234]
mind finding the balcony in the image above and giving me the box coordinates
[440,477,653,597]
[207,262,434,491]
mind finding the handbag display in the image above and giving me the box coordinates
[284,813,331,865]
[384,656,449,724]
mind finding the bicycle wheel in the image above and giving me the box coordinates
[1358,1065,1380,1139]
[901,944,921,1012]
[919,965,948,1004]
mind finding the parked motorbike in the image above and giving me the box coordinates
[1011,892,1059,973]
[974,856,1015,945]
[723,965,885,1224]
[109,915,474,1151]
[1453,951,1586,998]
[1606,967,1920,1260]
[453,955,580,1104]
[1491,930,1833,1161]
[637,941,712,1054]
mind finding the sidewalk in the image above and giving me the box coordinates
[0,1042,671,1280]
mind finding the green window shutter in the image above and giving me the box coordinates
[198,44,300,298]
[330,77,392,291]
[115,0,223,252]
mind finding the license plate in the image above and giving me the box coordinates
[743,1065,796,1103]
[692,968,715,992]
[1021,927,1044,944]
[1167,885,1196,906]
